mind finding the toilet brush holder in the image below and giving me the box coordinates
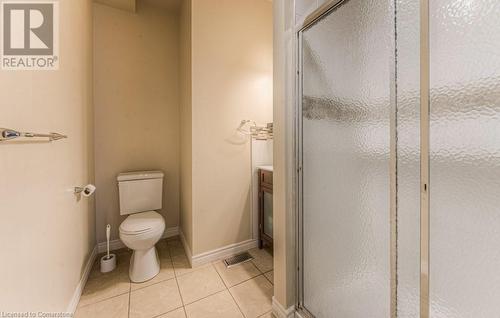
[100,224,116,273]
[100,254,116,273]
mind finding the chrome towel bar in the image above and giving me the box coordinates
[0,128,67,142]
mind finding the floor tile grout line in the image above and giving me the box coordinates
[263,271,273,285]
[162,240,233,314]
[175,262,228,308]
[78,250,133,310]
[212,256,273,290]
[251,259,264,274]
[128,276,132,318]
[258,310,273,318]
[167,242,186,307]
[129,240,185,318]
[171,253,209,277]
[79,239,273,317]
[149,305,184,318]
[227,285,247,318]
[183,288,227,307]
[212,261,230,289]
[173,262,212,278]
[127,251,132,318]
[130,270,176,292]
[212,259,263,284]
[77,290,131,309]
[179,264,221,304]
[251,261,273,275]
[229,274,274,318]
[213,262,247,318]
[183,288,229,306]
[83,274,267,318]
[229,273,267,290]
[166,240,189,318]
[248,248,274,273]
[165,239,187,317]
[173,277,186,307]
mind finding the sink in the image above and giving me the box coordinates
[257,165,273,172]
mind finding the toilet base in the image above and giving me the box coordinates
[129,247,160,283]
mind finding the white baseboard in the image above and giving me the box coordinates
[163,226,180,238]
[67,227,179,313]
[67,245,98,314]
[294,310,307,318]
[178,228,258,268]
[191,238,258,268]
[97,237,127,254]
[178,228,193,267]
[97,226,179,253]
[272,296,295,318]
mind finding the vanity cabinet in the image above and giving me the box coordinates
[259,169,273,249]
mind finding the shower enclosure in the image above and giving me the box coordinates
[296,0,500,317]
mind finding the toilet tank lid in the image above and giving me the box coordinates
[117,171,164,182]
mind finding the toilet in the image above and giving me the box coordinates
[117,171,166,283]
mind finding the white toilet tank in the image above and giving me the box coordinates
[117,171,164,215]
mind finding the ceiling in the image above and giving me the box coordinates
[94,0,136,12]
[94,0,181,12]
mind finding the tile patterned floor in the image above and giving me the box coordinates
[75,237,275,318]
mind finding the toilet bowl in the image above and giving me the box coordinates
[117,170,165,282]
[119,210,165,282]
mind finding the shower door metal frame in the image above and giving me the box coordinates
[294,0,429,316]
[295,2,351,317]
[419,0,430,317]
[294,1,396,317]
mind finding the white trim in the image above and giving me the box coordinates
[97,238,126,254]
[67,226,180,313]
[294,310,307,318]
[272,296,295,318]
[176,228,258,269]
[66,245,98,314]
[97,226,179,253]
[164,226,181,239]
[178,228,193,266]
[191,239,258,268]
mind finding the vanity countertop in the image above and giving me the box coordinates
[257,165,273,172]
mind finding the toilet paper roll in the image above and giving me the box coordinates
[82,184,96,197]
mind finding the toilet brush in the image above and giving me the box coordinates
[100,224,116,273]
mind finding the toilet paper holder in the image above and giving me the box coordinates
[74,184,96,197]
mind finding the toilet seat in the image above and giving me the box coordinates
[119,211,164,236]
[118,210,165,282]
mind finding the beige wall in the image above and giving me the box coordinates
[94,2,180,242]
[179,0,193,251]
[0,0,94,311]
[273,0,296,309]
[185,0,273,255]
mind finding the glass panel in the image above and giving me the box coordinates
[429,1,500,317]
[396,0,421,317]
[263,192,273,238]
[301,0,391,316]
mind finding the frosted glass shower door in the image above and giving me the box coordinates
[429,1,500,317]
[299,0,391,316]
